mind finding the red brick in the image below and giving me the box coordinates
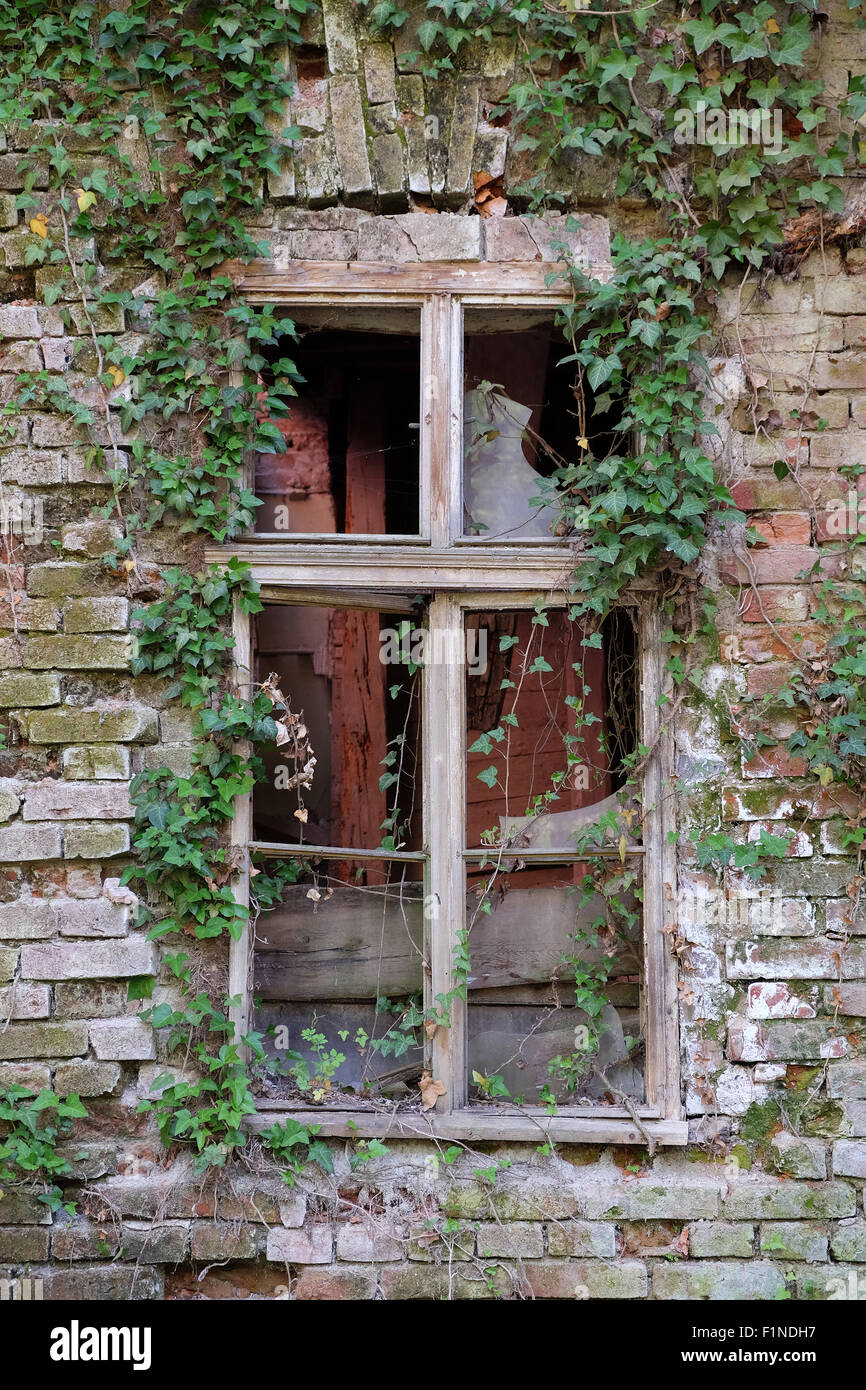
[746,662,795,697]
[738,625,827,663]
[295,1266,377,1299]
[751,512,811,545]
[741,587,809,623]
[742,748,808,778]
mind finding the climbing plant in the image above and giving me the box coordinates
[0,0,864,1176]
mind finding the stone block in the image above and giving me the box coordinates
[90,1018,155,1060]
[54,1061,121,1097]
[21,937,156,980]
[64,822,130,858]
[54,899,129,937]
[266,1222,333,1263]
[545,1220,616,1258]
[689,1221,755,1257]
[0,823,61,862]
[23,780,132,821]
[23,635,132,670]
[0,983,50,1019]
[330,77,372,195]
[62,598,129,632]
[652,1260,785,1300]
[722,1181,855,1220]
[833,1141,866,1178]
[760,1222,828,1261]
[474,1221,543,1259]
[0,1020,88,1058]
[0,674,60,707]
[55,982,127,1018]
[62,745,130,780]
[0,900,54,938]
[24,703,158,745]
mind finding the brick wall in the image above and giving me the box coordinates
[1,0,865,1301]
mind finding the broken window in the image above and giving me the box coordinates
[254,307,421,537]
[223,260,680,1144]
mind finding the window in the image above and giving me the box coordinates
[210,259,683,1145]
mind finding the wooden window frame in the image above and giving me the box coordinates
[206,260,685,1147]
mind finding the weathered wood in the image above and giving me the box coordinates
[245,1107,688,1146]
[219,260,600,301]
[255,882,638,1000]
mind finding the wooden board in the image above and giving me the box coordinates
[254,883,639,1000]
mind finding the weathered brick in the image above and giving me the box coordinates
[442,1184,577,1221]
[545,1220,616,1258]
[768,1131,827,1180]
[43,1264,163,1300]
[24,704,158,744]
[335,1220,403,1262]
[0,946,17,981]
[120,1221,189,1263]
[577,1182,719,1221]
[0,1226,50,1261]
[0,673,60,707]
[727,938,866,979]
[747,982,816,1019]
[51,1217,120,1261]
[474,1221,543,1259]
[191,1223,262,1261]
[689,1221,754,1258]
[0,982,50,1019]
[54,1060,121,1097]
[0,1062,50,1090]
[0,1020,87,1058]
[652,1260,785,1300]
[833,1141,866,1178]
[90,1018,155,1060]
[760,1221,828,1261]
[0,1191,52,1224]
[0,305,40,337]
[722,1181,855,1220]
[830,1220,866,1262]
[64,823,130,858]
[0,900,55,939]
[729,1019,848,1062]
[26,562,98,597]
[62,744,130,780]
[54,981,126,1018]
[21,937,156,980]
[525,1259,647,1300]
[54,899,128,937]
[824,981,866,1018]
[826,897,866,935]
[62,598,129,633]
[266,1222,333,1263]
[827,1060,866,1100]
[329,78,371,195]
[23,635,131,670]
[0,823,61,862]
[23,780,132,821]
[295,1265,377,1299]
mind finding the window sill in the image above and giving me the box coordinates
[247,1106,688,1147]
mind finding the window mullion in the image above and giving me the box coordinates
[424,293,463,547]
[424,593,467,1110]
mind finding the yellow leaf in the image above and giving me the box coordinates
[419,1070,446,1111]
[577,437,589,449]
[75,188,97,214]
[107,365,125,387]
[29,214,48,238]
[618,833,627,864]
[766,16,780,32]
[123,559,135,573]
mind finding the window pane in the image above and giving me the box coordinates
[254,602,423,852]
[465,858,645,1105]
[255,306,421,536]
[253,858,425,1100]
[462,311,574,540]
[465,608,637,850]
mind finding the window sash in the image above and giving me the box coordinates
[217,264,684,1145]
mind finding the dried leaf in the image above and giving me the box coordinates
[274,720,290,746]
[577,437,589,449]
[29,214,48,238]
[293,806,308,823]
[424,1020,438,1040]
[306,887,321,902]
[419,1070,446,1111]
[655,301,671,321]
